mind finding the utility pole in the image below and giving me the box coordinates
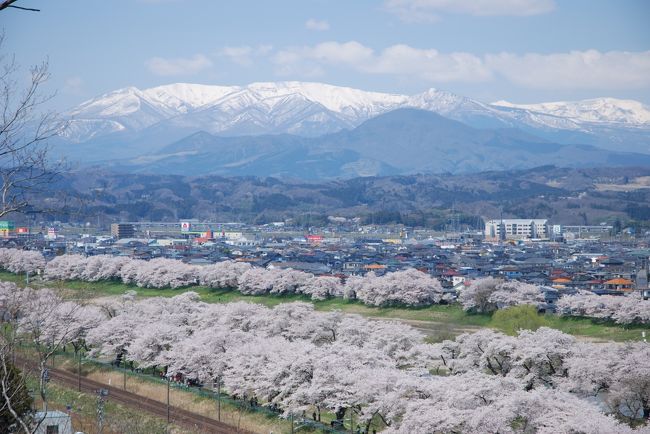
[166,376,170,424]
[290,413,294,434]
[349,408,353,434]
[215,377,221,421]
[96,388,108,434]
[77,351,81,391]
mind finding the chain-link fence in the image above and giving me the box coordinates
[42,346,348,433]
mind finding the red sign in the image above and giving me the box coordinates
[16,227,29,234]
[306,235,324,242]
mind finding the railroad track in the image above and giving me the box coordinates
[15,356,248,434]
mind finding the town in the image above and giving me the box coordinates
[2,217,649,302]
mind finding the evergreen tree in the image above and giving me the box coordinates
[0,360,33,433]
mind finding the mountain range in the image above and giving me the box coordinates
[53,81,650,178]
[44,165,650,226]
[99,108,650,179]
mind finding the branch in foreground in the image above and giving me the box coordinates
[0,1,40,12]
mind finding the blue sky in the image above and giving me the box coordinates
[3,0,650,109]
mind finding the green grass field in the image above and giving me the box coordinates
[3,271,646,342]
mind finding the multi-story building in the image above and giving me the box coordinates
[484,219,549,241]
[110,223,136,239]
[0,221,15,238]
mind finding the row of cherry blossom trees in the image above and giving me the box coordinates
[0,248,45,274]
[2,249,649,321]
[556,290,650,325]
[344,269,447,307]
[1,249,445,307]
[459,276,650,325]
[0,281,104,431]
[431,327,650,424]
[2,285,646,432]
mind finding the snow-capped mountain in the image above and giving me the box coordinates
[62,84,238,142]
[59,81,650,158]
[408,88,583,131]
[63,81,409,142]
[492,98,650,126]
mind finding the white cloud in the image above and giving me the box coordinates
[273,41,491,83]
[272,41,650,90]
[145,54,212,76]
[218,45,273,67]
[368,44,491,82]
[487,50,650,89]
[305,19,330,31]
[384,0,555,22]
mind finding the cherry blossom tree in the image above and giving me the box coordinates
[0,248,45,274]
[1,286,97,422]
[459,277,544,314]
[298,275,343,300]
[44,254,87,281]
[87,292,205,367]
[342,274,364,300]
[164,327,238,385]
[384,373,638,434]
[80,255,129,282]
[345,269,446,307]
[489,280,545,310]
[238,267,276,295]
[197,260,251,289]
[557,291,650,325]
[566,342,650,421]
[126,258,198,289]
[266,268,311,296]
[458,276,502,313]
[509,327,576,390]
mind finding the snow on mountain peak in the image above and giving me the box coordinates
[63,81,650,146]
[492,97,650,125]
[406,88,501,119]
[144,83,238,112]
[69,86,148,117]
[238,81,408,113]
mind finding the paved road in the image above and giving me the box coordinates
[16,357,246,434]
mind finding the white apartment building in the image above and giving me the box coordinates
[484,219,549,241]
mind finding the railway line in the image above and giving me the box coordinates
[16,356,247,434]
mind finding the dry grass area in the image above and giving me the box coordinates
[54,358,291,434]
[595,176,650,191]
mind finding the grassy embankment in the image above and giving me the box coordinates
[25,375,176,434]
[2,271,646,342]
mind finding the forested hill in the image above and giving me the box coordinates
[41,165,650,227]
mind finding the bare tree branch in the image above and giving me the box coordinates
[0,34,67,219]
[0,1,40,12]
